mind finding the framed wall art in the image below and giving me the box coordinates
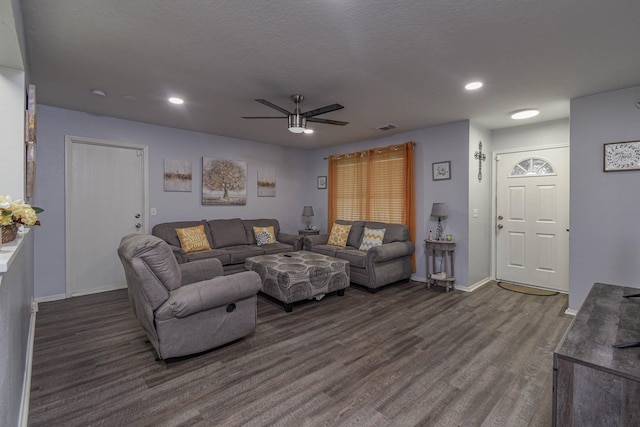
[257,169,276,197]
[202,157,247,205]
[164,159,192,192]
[25,84,37,200]
[432,161,451,180]
[317,176,327,189]
[603,140,640,172]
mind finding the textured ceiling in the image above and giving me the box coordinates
[19,0,640,149]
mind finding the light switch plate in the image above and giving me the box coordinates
[472,208,478,218]
[150,208,157,216]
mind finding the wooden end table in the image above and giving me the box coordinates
[425,240,456,292]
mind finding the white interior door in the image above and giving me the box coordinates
[495,147,569,291]
[66,136,147,297]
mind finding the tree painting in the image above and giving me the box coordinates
[202,157,247,205]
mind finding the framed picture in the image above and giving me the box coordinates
[603,141,640,172]
[432,161,451,180]
[257,169,276,197]
[317,176,327,189]
[202,157,247,205]
[164,159,192,192]
[25,84,37,200]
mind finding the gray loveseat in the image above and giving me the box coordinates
[152,218,302,274]
[304,220,415,291]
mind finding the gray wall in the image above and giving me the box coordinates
[468,122,492,286]
[0,232,34,427]
[308,120,471,288]
[492,118,569,153]
[34,105,311,298]
[569,85,640,310]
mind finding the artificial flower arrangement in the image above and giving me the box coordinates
[0,195,43,227]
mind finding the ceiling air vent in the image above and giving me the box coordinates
[375,123,397,131]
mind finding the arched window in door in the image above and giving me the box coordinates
[509,157,556,177]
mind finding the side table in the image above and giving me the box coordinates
[425,240,456,292]
[298,229,320,236]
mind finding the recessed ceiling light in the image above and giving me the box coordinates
[304,128,314,134]
[168,97,184,105]
[511,109,540,120]
[91,89,107,97]
[465,81,483,90]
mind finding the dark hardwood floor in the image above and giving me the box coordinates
[28,281,571,426]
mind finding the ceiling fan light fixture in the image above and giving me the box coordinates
[288,114,307,133]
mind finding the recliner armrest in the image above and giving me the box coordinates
[368,241,415,263]
[158,271,262,319]
[179,258,224,285]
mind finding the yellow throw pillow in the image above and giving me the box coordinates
[175,225,212,253]
[327,223,352,247]
[253,226,277,246]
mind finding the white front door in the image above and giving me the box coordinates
[66,136,147,297]
[495,146,569,291]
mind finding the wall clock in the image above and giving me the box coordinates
[603,141,640,172]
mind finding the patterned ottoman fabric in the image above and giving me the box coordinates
[245,251,349,309]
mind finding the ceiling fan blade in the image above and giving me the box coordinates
[242,116,288,119]
[255,99,291,115]
[307,117,349,126]
[303,104,344,118]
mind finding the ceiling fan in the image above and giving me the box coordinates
[242,94,349,133]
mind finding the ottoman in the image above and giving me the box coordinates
[245,251,350,312]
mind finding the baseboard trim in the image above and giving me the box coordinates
[456,276,493,293]
[411,274,427,283]
[35,293,66,303]
[19,300,38,427]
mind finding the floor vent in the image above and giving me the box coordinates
[375,123,397,131]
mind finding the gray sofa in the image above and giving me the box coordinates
[152,218,302,274]
[118,233,262,360]
[304,220,415,291]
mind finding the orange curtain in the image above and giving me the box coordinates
[327,142,416,270]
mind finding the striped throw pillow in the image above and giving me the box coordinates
[359,227,386,251]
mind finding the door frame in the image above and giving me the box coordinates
[490,143,569,287]
[64,135,149,297]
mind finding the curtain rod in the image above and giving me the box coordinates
[324,141,414,160]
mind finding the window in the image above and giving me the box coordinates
[509,157,556,177]
[328,142,415,255]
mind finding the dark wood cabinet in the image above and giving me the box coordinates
[553,282,640,426]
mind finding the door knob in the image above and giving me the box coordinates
[135,223,142,229]
[497,224,504,229]
[498,215,503,220]
[135,214,141,218]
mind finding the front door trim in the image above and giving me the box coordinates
[490,143,569,289]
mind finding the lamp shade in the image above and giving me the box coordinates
[430,202,448,218]
[302,206,314,217]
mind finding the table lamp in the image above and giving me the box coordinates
[302,206,314,230]
[430,202,448,240]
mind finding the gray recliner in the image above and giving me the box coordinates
[117,233,261,360]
